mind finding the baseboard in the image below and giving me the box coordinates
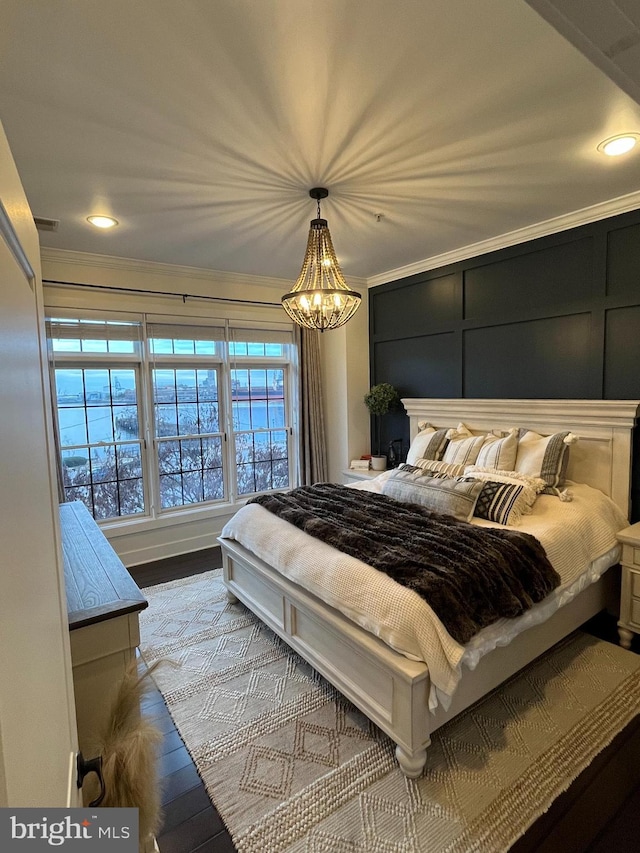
[108,529,223,568]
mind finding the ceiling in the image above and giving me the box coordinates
[1,0,640,286]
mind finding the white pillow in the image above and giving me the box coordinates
[464,466,546,492]
[441,423,486,466]
[406,424,449,465]
[514,430,578,498]
[475,428,518,471]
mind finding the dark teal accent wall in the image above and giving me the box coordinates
[369,208,640,517]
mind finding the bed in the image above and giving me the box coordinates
[219,398,640,777]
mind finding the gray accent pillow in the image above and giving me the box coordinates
[514,429,577,496]
[407,427,449,463]
[382,467,484,521]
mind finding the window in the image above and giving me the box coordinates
[229,327,292,496]
[153,366,225,508]
[147,322,227,511]
[47,313,297,523]
[48,317,146,520]
[232,367,289,495]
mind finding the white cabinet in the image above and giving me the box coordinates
[60,501,148,759]
[617,521,640,649]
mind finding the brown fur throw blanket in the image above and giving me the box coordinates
[250,483,560,644]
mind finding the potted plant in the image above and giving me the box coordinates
[364,383,400,470]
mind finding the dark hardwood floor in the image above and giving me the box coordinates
[133,548,235,853]
[134,550,640,853]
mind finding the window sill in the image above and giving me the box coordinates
[100,500,241,537]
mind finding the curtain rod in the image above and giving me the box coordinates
[42,279,283,308]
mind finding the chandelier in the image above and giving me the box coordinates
[282,188,361,332]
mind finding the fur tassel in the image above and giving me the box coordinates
[84,659,164,848]
[446,423,470,440]
[543,486,574,501]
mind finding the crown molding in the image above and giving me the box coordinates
[366,190,640,288]
[39,247,293,290]
[40,247,368,293]
[41,189,639,295]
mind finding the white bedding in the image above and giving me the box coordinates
[220,475,626,711]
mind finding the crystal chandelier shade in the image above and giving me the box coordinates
[282,188,361,332]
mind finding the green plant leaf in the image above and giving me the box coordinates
[363,383,400,416]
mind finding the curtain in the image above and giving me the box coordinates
[299,328,328,484]
[47,355,66,503]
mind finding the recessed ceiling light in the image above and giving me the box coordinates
[87,215,119,228]
[597,134,639,156]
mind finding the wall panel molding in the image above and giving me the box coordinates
[370,207,640,517]
[367,191,640,288]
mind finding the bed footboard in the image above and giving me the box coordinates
[219,537,432,777]
[219,536,617,777]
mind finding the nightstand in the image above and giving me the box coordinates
[342,468,383,484]
[617,521,640,649]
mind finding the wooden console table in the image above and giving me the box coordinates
[60,501,148,758]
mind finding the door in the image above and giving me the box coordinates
[0,120,79,806]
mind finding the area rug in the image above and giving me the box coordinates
[138,569,640,853]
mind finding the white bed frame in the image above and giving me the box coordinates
[220,399,640,777]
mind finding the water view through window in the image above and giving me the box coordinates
[50,318,294,521]
[56,367,144,519]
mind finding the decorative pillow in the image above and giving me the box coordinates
[382,467,483,521]
[463,466,547,492]
[413,458,467,478]
[514,430,579,499]
[463,467,546,525]
[441,423,486,466]
[474,428,518,471]
[471,481,534,526]
[405,425,449,465]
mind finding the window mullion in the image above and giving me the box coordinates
[139,322,158,520]
[220,331,237,504]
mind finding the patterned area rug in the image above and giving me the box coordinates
[138,569,640,853]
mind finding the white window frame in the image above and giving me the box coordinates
[47,306,299,528]
[148,356,228,512]
[53,357,150,519]
[227,356,294,501]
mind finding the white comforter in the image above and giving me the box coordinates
[220,476,626,710]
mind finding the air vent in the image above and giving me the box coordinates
[34,216,60,232]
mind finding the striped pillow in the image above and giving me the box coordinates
[406,426,450,465]
[475,429,518,471]
[413,458,467,478]
[514,430,578,498]
[383,467,484,521]
[464,468,545,525]
[441,423,486,466]
[472,481,534,525]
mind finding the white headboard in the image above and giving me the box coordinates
[401,398,640,519]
